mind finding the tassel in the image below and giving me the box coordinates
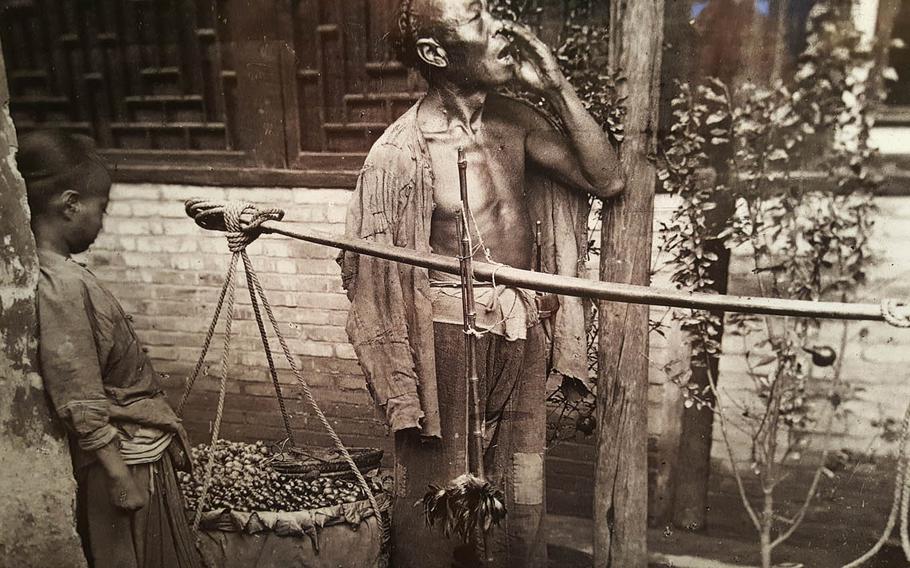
[419,473,506,543]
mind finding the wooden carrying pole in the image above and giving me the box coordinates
[253,220,892,323]
[596,0,665,565]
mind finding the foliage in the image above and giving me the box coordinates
[657,1,890,565]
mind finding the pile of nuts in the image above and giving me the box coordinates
[178,440,386,513]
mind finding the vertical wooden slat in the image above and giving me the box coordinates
[224,0,287,167]
[118,0,143,104]
[33,0,55,96]
[319,0,345,126]
[81,0,114,146]
[295,0,319,70]
[276,0,301,163]
[21,4,38,70]
[296,0,324,152]
[43,0,68,117]
[365,0,387,63]
[3,9,20,72]
[63,1,91,126]
[199,0,227,125]
[100,0,126,122]
[152,0,168,68]
[214,0,238,150]
[175,0,205,95]
[343,0,369,119]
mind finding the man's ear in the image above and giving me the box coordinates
[416,37,448,69]
[60,189,81,219]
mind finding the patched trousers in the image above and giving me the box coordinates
[392,322,548,568]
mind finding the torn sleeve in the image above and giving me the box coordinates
[340,166,424,432]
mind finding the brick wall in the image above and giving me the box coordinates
[83,184,392,459]
[81,184,910,518]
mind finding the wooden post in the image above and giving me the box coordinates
[594,0,664,566]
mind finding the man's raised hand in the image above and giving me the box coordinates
[502,22,567,95]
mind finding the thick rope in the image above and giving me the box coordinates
[244,264,385,529]
[842,393,910,567]
[186,198,283,248]
[176,271,230,415]
[182,199,383,536]
[192,253,238,531]
[241,250,296,446]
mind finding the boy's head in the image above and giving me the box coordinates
[19,130,111,254]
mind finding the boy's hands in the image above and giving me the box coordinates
[108,470,148,511]
[95,439,148,511]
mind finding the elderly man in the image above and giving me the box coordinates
[340,0,622,566]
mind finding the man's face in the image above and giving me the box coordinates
[423,0,516,87]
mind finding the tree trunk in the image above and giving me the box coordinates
[671,239,731,531]
[593,0,664,566]
[665,0,752,529]
[647,0,695,527]
[760,490,775,568]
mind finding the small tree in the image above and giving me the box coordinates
[658,2,890,566]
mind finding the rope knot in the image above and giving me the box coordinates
[185,199,285,252]
[882,299,910,328]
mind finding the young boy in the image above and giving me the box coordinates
[21,130,202,568]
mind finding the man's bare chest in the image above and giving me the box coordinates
[425,134,525,217]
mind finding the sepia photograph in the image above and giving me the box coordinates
[1,0,909,567]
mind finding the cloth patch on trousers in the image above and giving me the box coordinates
[512,452,544,505]
[395,461,408,497]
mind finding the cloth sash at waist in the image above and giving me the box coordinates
[117,425,173,465]
[428,279,539,341]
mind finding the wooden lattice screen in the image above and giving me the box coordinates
[0,0,426,187]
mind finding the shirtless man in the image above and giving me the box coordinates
[340,1,622,566]
[417,4,622,270]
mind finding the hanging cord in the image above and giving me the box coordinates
[191,251,237,532]
[242,254,385,535]
[182,199,384,537]
[842,393,910,567]
[241,250,295,447]
[178,200,285,414]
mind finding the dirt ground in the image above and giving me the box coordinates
[545,456,907,567]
